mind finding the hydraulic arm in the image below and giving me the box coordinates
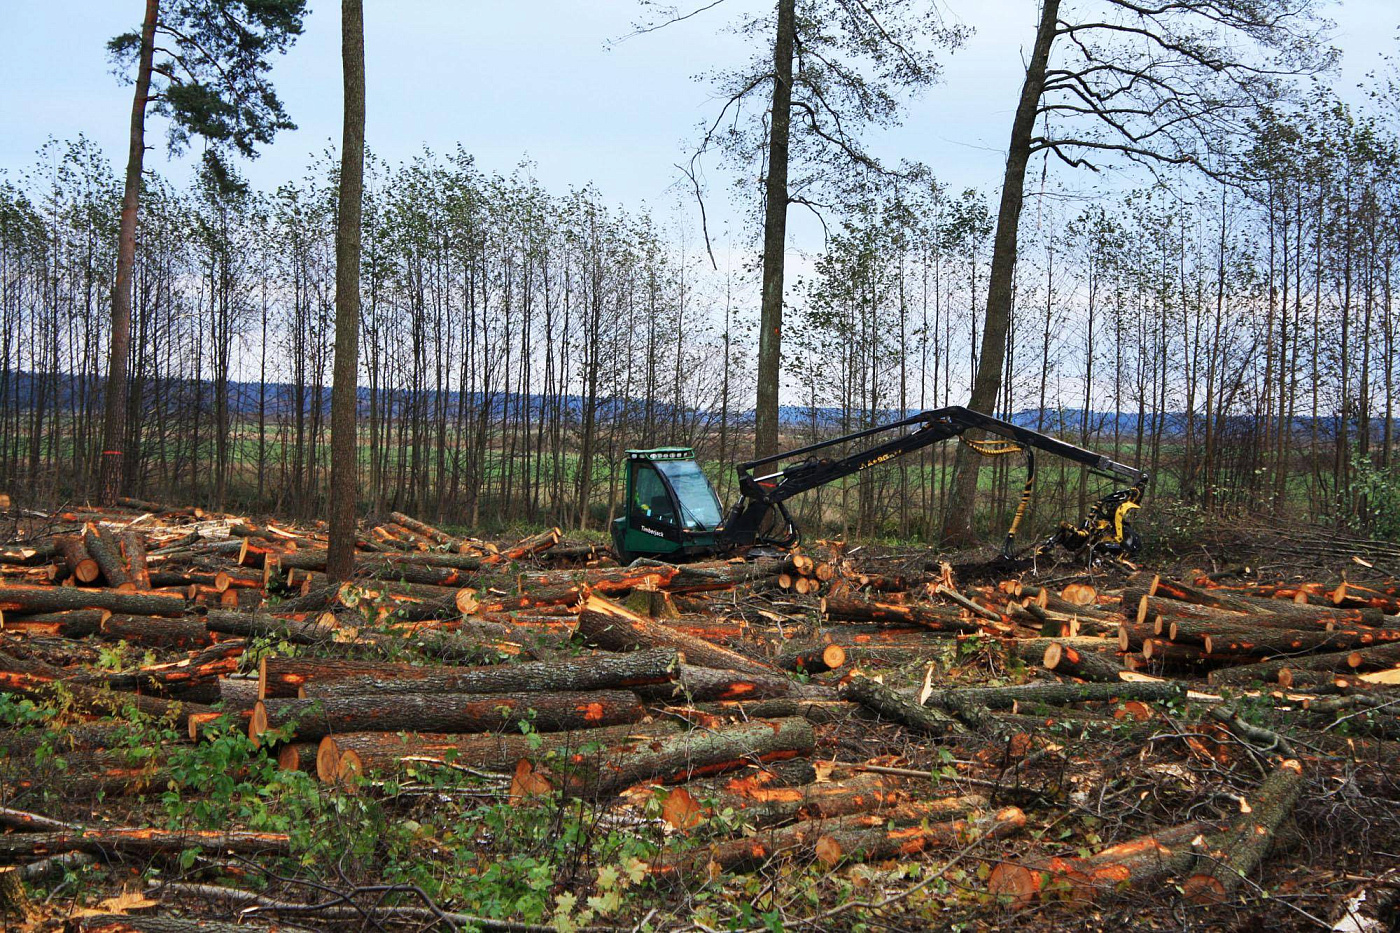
[718,406,1149,558]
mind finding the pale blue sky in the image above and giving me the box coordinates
[2,1,1395,251]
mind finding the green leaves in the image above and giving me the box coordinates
[111,0,307,159]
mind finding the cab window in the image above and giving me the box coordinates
[632,464,677,524]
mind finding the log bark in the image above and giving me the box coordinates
[566,716,815,797]
[250,689,646,744]
[1182,759,1305,903]
[56,536,100,584]
[0,827,290,861]
[927,680,1184,711]
[821,594,981,634]
[320,721,683,784]
[0,585,184,616]
[84,525,133,590]
[635,663,796,703]
[575,594,777,675]
[0,609,107,637]
[839,675,967,736]
[100,615,213,649]
[1041,642,1127,683]
[774,643,846,674]
[299,648,678,698]
[813,805,1026,867]
[120,530,151,590]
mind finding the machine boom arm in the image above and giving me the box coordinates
[719,406,1147,551]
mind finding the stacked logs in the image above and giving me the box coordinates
[1,501,1397,928]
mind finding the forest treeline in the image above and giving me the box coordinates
[2,75,1399,543]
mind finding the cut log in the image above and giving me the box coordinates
[1207,641,1400,686]
[0,585,184,617]
[387,511,459,547]
[575,594,777,676]
[84,524,134,590]
[204,609,340,644]
[55,535,100,584]
[298,648,678,698]
[1060,583,1098,606]
[839,675,967,736]
[774,643,847,674]
[120,530,151,590]
[1150,576,1263,614]
[0,541,59,566]
[4,748,172,797]
[320,721,684,784]
[685,698,859,725]
[0,609,107,637]
[0,649,210,723]
[568,716,815,797]
[0,865,30,922]
[821,594,981,634]
[0,827,290,860]
[636,663,795,702]
[988,820,1212,906]
[813,805,1026,867]
[649,801,1024,874]
[519,565,678,595]
[1042,642,1127,683]
[250,689,646,745]
[100,615,213,650]
[276,743,319,773]
[677,774,986,830]
[499,528,561,560]
[1183,759,1306,904]
[927,679,1184,711]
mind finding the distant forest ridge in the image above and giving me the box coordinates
[3,370,1375,442]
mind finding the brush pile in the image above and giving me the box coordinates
[0,500,1397,931]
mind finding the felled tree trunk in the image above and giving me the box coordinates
[0,585,183,616]
[1183,759,1305,903]
[839,676,966,737]
[0,827,291,860]
[299,648,678,698]
[821,594,981,634]
[565,716,815,797]
[575,594,777,675]
[1041,641,1127,682]
[250,689,646,744]
[319,721,684,784]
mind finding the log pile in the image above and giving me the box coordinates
[0,501,1396,929]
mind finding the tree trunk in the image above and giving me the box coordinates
[754,0,795,460]
[99,0,159,503]
[320,721,685,784]
[300,648,678,698]
[942,0,1060,543]
[327,0,366,581]
[1183,759,1305,903]
[249,689,646,744]
[575,595,778,676]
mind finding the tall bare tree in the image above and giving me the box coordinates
[101,0,305,502]
[941,0,1335,544]
[642,0,965,458]
[328,0,366,580]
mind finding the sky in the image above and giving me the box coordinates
[1,0,1396,256]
